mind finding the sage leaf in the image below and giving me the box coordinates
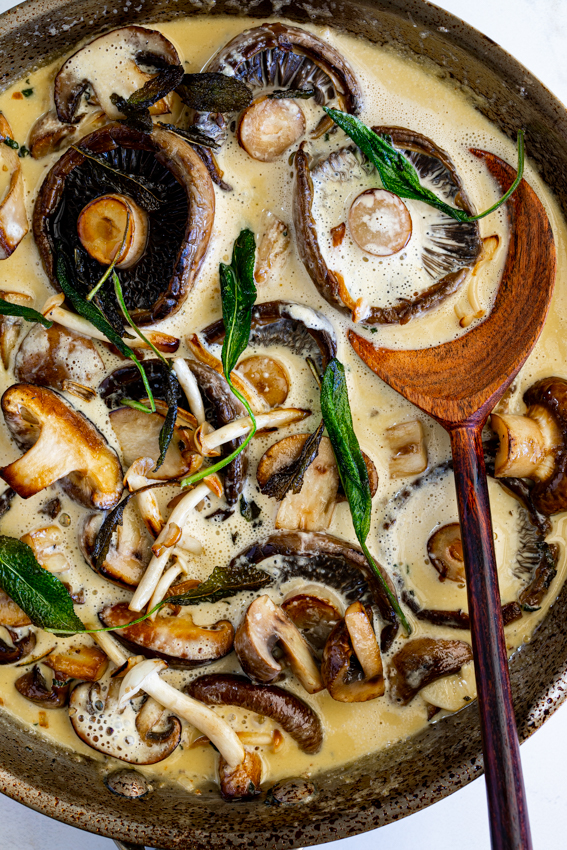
[155,368,180,472]
[220,228,257,376]
[0,298,52,329]
[260,419,325,500]
[0,536,85,635]
[268,88,316,100]
[239,496,261,522]
[320,359,411,634]
[157,122,220,151]
[176,73,252,113]
[125,65,184,110]
[167,562,271,606]
[324,108,524,223]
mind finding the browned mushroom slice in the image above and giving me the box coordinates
[28,109,78,159]
[44,644,108,682]
[427,523,465,585]
[281,584,343,653]
[69,678,181,764]
[81,509,151,589]
[255,213,290,284]
[0,114,29,259]
[99,603,234,668]
[54,26,181,123]
[238,97,306,161]
[388,637,473,704]
[186,673,323,754]
[234,595,322,694]
[348,188,412,257]
[21,525,69,573]
[0,290,34,369]
[0,384,123,510]
[0,589,31,627]
[231,530,399,651]
[77,193,148,268]
[109,406,194,481]
[16,665,69,708]
[219,748,262,801]
[14,323,105,392]
[385,420,428,478]
[33,123,215,326]
[0,628,35,665]
[321,603,384,702]
[236,356,290,409]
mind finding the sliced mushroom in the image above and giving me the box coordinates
[255,213,290,284]
[28,109,79,159]
[420,661,477,712]
[21,525,69,573]
[388,637,473,704]
[0,589,31,627]
[427,523,465,585]
[16,664,69,708]
[81,508,151,589]
[0,290,34,369]
[77,193,148,268]
[234,595,322,694]
[219,749,262,801]
[0,628,36,665]
[238,97,305,161]
[14,323,105,392]
[281,584,344,653]
[236,356,290,408]
[385,419,428,478]
[321,602,384,702]
[0,113,29,259]
[124,458,165,537]
[348,188,412,257]
[99,603,234,668]
[44,644,108,681]
[195,407,310,456]
[186,673,323,754]
[69,678,181,764]
[54,26,181,123]
[109,406,195,481]
[33,123,215,325]
[0,384,123,510]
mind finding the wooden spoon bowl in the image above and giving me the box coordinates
[350,150,556,850]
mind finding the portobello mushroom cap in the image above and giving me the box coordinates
[69,678,181,764]
[0,384,123,510]
[186,673,323,754]
[15,664,69,708]
[33,123,215,325]
[14,323,105,391]
[228,530,399,651]
[294,129,482,323]
[98,603,234,668]
[388,637,473,704]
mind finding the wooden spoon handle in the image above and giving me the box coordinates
[450,424,532,850]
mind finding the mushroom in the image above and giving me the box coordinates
[117,657,245,767]
[236,356,290,409]
[218,749,262,801]
[254,213,290,284]
[0,628,35,665]
[69,677,181,764]
[238,97,306,161]
[420,661,477,713]
[28,109,79,159]
[187,673,323,754]
[294,128,481,323]
[81,507,152,589]
[109,406,196,481]
[33,123,215,325]
[14,323,105,392]
[15,664,69,708]
[0,113,29,259]
[385,420,428,478]
[124,458,165,537]
[231,530,399,650]
[194,407,311,457]
[98,603,234,668]
[0,589,31,627]
[427,523,465,585]
[234,595,323,694]
[0,384,123,510]
[77,193,148,269]
[388,637,474,704]
[281,584,344,653]
[44,644,108,681]
[20,525,70,573]
[321,602,384,702]
[54,26,181,123]
[0,290,34,369]
[491,376,567,514]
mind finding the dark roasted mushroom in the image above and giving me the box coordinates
[186,673,323,754]
[0,628,35,665]
[33,123,215,325]
[81,509,151,589]
[98,603,234,668]
[15,664,69,708]
[281,584,343,653]
[0,384,123,510]
[294,128,482,324]
[388,637,473,704]
[427,523,465,585]
[321,602,384,702]
[14,323,105,391]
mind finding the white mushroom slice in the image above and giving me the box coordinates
[124,458,165,538]
[109,407,194,481]
[92,629,128,667]
[0,385,123,510]
[238,98,306,162]
[274,437,340,532]
[77,193,148,269]
[21,525,69,573]
[255,213,290,284]
[14,322,105,391]
[385,419,428,478]
[81,508,151,589]
[129,482,210,612]
[420,661,477,712]
[196,407,310,455]
[344,601,383,680]
[234,595,323,694]
[147,562,184,616]
[348,188,412,257]
[28,109,78,159]
[54,26,181,122]
[0,290,33,369]
[0,114,29,259]
[118,658,245,768]
[45,644,108,682]
[172,357,206,425]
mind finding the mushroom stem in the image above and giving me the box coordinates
[385,419,428,478]
[92,629,128,667]
[197,408,310,454]
[172,357,206,425]
[124,458,165,538]
[491,410,560,480]
[119,658,245,768]
[129,482,209,612]
[147,562,184,618]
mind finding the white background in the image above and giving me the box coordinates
[0,0,566,847]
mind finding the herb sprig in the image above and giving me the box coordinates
[0,298,52,329]
[323,108,524,223]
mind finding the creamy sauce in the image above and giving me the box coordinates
[0,15,566,793]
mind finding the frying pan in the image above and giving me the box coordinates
[1,1,567,848]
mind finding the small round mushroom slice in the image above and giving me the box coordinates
[201,23,362,148]
[294,128,482,323]
[231,530,399,651]
[235,595,322,694]
[491,376,567,515]
[281,584,344,654]
[16,664,69,708]
[14,323,105,392]
[0,113,29,259]
[388,637,474,705]
[186,673,323,754]
[99,603,234,669]
[427,523,466,586]
[81,509,152,589]
[238,96,306,162]
[33,123,215,325]
[0,384,123,510]
[54,26,181,123]
[0,628,35,665]
[69,678,181,764]
[77,193,149,269]
[321,602,384,702]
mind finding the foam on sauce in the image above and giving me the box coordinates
[0,15,566,791]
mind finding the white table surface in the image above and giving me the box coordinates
[0,0,566,847]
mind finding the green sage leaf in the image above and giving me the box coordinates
[167,562,271,606]
[260,419,325,500]
[0,298,52,329]
[157,122,220,151]
[268,88,316,100]
[220,228,257,376]
[126,65,184,110]
[155,368,180,472]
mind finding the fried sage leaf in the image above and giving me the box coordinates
[260,419,325,500]
[157,122,220,151]
[323,108,525,223]
[176,73,252,113]
[126,65,184,110]
[321,358,410,634]
[268,88,316,100]
[167,562,271,606]
[0,298,52,329]
[72,146,164,212]
[155,368,180,472]
[0,536,84,635]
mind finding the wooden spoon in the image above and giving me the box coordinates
[350,150,556,850]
